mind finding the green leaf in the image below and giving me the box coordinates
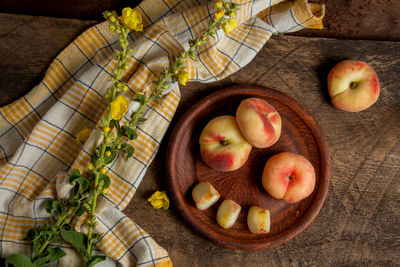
[71,177,89,195]
[121,144,135,160]
[60,229,89,259]
[124,127,138,140]
[5,254,35,267]
[86,255,107,267]
[45,200,53,214]
[52,200,62,214]
[32,238,44,254]
[98,174,111,189]
[33,247,66,267]
[75,206,87,216]
[45,199,62,215]
[137,117,147,124]
[23,228,37,241]
[48,247,67,263]
[134,94,145,104]
[103,149,117,165]
[68,169,82,184]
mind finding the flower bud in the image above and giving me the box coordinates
[215,1,223,10]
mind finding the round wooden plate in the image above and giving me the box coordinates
[166,85,331,250]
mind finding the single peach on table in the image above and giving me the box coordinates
[262,152,316,203]
[192,181,220,210]
[247,206,271,234]
[216,199,241,229]
[199,115,252,171]
[328,60,380,112]
[236,98,282,148]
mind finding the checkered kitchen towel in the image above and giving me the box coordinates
[0,0,324,266]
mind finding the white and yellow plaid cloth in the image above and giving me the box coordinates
[0,0,324,266]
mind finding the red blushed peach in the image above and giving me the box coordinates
[262,152,316,203]
[328,60,380,112]
[199,115,252,171]
[236,98,282,148]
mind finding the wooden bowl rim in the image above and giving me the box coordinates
[166,84,331,250]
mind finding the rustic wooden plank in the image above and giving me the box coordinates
[0,13,399,266]
[1,0,400,41]
[0,13,97,105]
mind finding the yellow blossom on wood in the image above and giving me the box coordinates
[76,126,92,143]
[178,71,189,86]
[110,95,129,120]
[222,18,237,34]
[148,191,170,209]
[122,7,143,31]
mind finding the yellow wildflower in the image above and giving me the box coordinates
[214,10,224,20]
[110,95,129,120]
[148,191,170,209]
[100,168,107,174]
[88,163,94,170]
[105,150,112,157]
[109,15,116,23]
[102,188,108,194]
[122,7,143,31]
[215,1,223,10]
[103,126,110,133]
[229,11,236,18]
[178,71,189,86]
[105,137,111,143]
[76,126,92,143]
[222,18,237,34]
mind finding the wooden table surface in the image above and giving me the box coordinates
[1,2,400,266]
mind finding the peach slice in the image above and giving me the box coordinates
[247,206,271,234]
[192,181,220,210]
[216,199,241,229]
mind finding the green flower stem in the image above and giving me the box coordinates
[85,18,131,259]
[86,172,99,256]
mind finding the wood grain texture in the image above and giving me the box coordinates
[0,14,399,266]
[166,86,331,250]
[1,0,400,41]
